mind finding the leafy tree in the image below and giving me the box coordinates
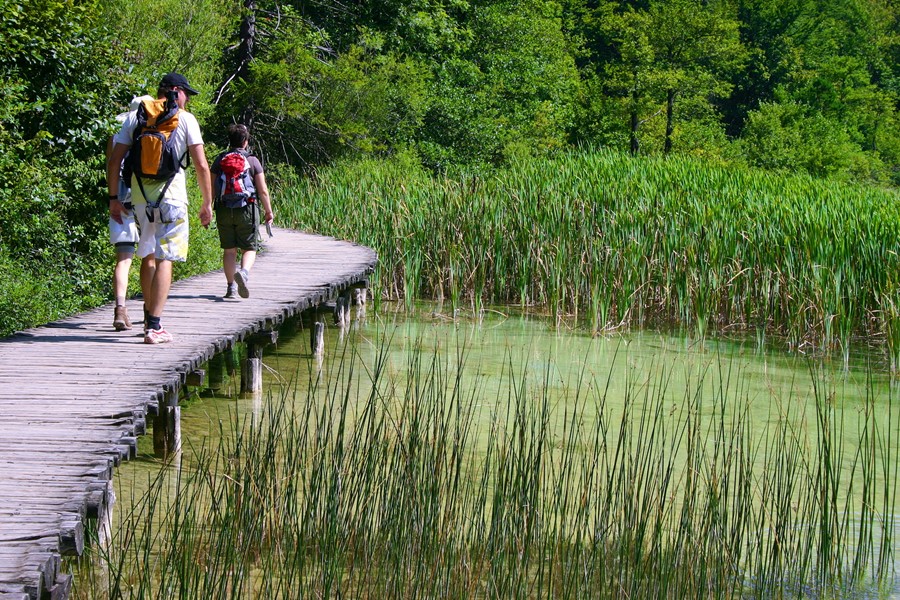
[98,0,236,120]
[419,0,580,167]
[738,101,875,180]
[0,0,129,252]
[215,6,431,167]
[284,0,474,57]
[0,0,133,333]
[733,0,899,183]
[593,2,655,154]
[215,0,580,170]
[645,0,746,154]
[585,0,744,155]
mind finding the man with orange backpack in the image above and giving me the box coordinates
[210,123,274,299]
[107,72,213,344]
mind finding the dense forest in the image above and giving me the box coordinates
[0,0,897,334]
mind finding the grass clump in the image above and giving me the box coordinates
[278,149,900,361]
[72,331,897,598]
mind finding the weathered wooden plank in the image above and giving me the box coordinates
[0,228,376,599]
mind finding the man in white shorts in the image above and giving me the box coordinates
[108,95,154,331]
[106,73,212,344]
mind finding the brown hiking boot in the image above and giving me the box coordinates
[113,305,133,331]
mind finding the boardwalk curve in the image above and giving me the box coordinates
[0,227,377,599]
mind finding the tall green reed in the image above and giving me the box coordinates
[72,331,897,598]
[278,149,900,361]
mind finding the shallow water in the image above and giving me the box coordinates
[102,303,900,597]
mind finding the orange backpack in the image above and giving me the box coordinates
[127,93,189,208]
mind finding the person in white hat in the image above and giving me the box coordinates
[108,94,154,331]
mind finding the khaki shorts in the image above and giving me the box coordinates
[109,206,138,255]
[134,200,189,262]
[216,204,259,251]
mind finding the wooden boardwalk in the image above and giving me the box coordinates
[0,227,376,600]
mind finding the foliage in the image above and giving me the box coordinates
[575,0,746,155]
[0,0,131,335]
[212,6,431,167]
[739,101,881,181]
[278,149,900,359]
[217,0,580,170]
[96,0,235,120]
[418,0,581,167]
[730,0,900,184]
[1,0,899,335]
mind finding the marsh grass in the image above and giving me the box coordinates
[71,331,897,599]
[277,149,900,361]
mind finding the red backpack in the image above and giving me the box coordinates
[215,149,256,208]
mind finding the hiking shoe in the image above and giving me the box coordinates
[144,328,173,344]
[234,268,250,298]
[224,282,238,299]
[113,305,132,331]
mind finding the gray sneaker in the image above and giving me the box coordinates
[234,268,250,298]
[224,283,238,299]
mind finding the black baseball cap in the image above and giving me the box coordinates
[159,72,198,96]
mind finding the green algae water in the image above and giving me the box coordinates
[73,304,899,599]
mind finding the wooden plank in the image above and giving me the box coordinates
[0,228,376,599]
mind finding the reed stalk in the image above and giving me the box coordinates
[278,149,900,359]
[71,330,897,598]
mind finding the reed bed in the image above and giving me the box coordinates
[278,150,900,362]
[72,333,897,598]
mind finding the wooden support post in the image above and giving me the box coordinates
[208,352,226,391]
[351,283,368,306]
[185,370,205,387]
[224,348,238,375]
[60,518,85,556]
[242,343,263,393]
[334,293,351,327]
[182,369,206,402]
[84,479,115,550]
[48,574,73,600]
[311,321,325,356]
[153,388,181,459]
[241,330,278,393]
[351,283,368,321]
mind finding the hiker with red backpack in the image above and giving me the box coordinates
[210,123,274,299]
[107,72,213,344]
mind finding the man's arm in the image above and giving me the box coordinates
[190,143,213,227]
[254,172,274,225]
[107,142,130,225]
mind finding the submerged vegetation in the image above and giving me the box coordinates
[281,149,900,362]
[73,330,897,598]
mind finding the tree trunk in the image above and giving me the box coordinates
[214,0,257,122]
[664,89,675,154]
[238,0,256,81]
[238,0,256,127]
